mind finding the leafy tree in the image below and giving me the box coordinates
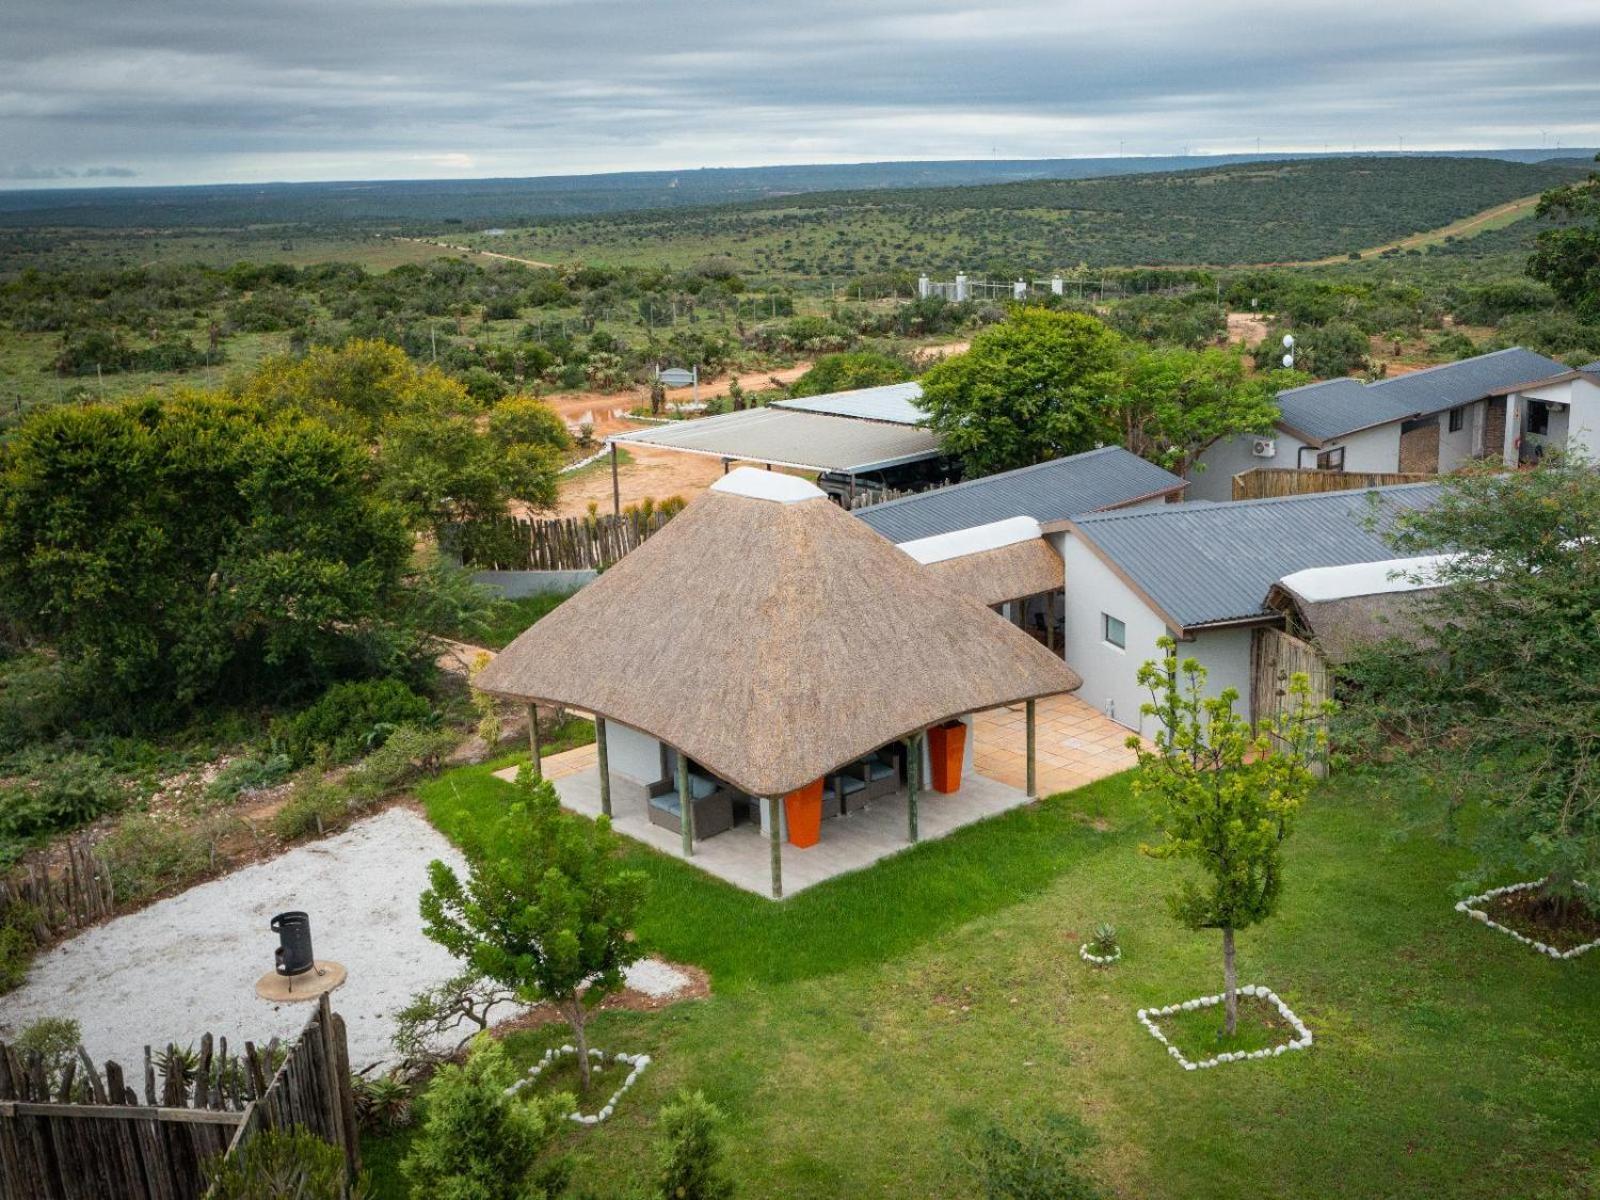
[918,308,1123,475]
[1253,321,1369,378]
[242,338,466,440]
[0,393,412,716]
[787,351,909,398]
[420,772,646,1092]
[401,1035,569,1200]
[1528,154,1600,321]
[654,1090,735,1200]
[1337,458,1600,906]
[1130,642,1327,1035]
[1115,347,1283,475]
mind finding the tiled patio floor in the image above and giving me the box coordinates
[973,693,1143,795]
[498,695,1139,898]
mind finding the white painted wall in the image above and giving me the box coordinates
[1060,532,1262,736]
[1436,399,1485,471]
[1059,533,1172,733]
[1188,421,1405,501]
[604,721,664,788]
[1512,377,1600,463]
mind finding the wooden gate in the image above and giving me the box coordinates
[1250,627,1332,771]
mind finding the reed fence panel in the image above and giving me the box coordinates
[1232,467,1435,501]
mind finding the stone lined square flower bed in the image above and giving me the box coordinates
[505,1046,651,1124]
[1456,881,1600,960]
[1138,985,1312,1071]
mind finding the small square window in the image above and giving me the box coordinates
[1103,614,1126,649]
[1448,406,1465,433]
[1315,445,1346,471]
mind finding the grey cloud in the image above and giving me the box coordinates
[2,0,1597,186]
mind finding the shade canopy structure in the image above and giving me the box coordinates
[609,407,941,474]
[474,468,1081,798]
[771,381,926,425]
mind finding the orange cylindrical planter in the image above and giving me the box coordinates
[783,778,824,848]
[927,720,967,793]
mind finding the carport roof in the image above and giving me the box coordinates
[771,381,926,425]
[610,407,940,473]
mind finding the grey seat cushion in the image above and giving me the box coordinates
[687,772,721,800]
[825,775,866,799]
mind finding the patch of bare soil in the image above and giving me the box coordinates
[540,362,815,439]
[1482,888,1600,952]
[1226,312,1269,347]
[555,444,780,517]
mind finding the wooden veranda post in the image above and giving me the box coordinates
[906,732,922,843]
[610,442,621,518]
[676,753,694,857]
[526,704,542,782]
[1025,699,1037,799]
[595,717,612,818]
[767,798,782,899]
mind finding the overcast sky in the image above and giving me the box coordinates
[4,0,1598,188]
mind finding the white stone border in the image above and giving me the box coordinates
[1079,943,1121,966]
[1137,985,1312,1071]
[505,1045,651,1125]
[1456,880,1600,960]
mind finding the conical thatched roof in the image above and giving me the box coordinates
[474,469,1081,797]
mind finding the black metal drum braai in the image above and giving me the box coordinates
[272,911,315,976]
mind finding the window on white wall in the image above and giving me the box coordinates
[1448,406,1465,433]
[1315,445,1346,471]
[1102,614,1126,649]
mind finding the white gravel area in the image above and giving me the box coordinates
[0,808,693,1071]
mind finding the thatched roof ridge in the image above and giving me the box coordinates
[475,471,1081,796]
[924,539,1064,607]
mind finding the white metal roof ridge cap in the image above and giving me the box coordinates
[898,515,1044,564]
[1277,553,1458,601]
[709,467,827,503]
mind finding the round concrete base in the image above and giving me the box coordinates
[255,960,347,1003]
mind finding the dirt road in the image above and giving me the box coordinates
[542,362,816,439]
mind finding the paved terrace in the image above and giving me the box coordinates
[497,694,1139,899]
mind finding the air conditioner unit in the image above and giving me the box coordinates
[1251,438,1277,459]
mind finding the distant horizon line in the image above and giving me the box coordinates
[2,145,1595,196]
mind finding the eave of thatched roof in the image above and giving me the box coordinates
[1264,585,1440,663]
[923,539,1063,607]
[474,471,1081,797]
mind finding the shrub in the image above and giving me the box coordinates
[0,920,36,994]
[100,814,210,905]
[966,1111,1101,1200]
[14,1017,82,1097]
[351,1072,414,1131]
[275,679,433,767]
[0,752,128,843]
[402,1035,570,1200]
[273,777,350,840]
[205,1127,369,1200]
[206,753,294,801]
[345,724,456,805]
[655,1090,735,1200]
[1087,923,1119,958]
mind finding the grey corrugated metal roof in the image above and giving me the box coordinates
[856,446,1186,543]
[1069,483,1443,631]
[1584,360,1600,375]
[1277,347,1568,443]
[772,382,926,425]
[610,407,940,473]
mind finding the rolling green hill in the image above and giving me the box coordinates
[471,156,1588,278]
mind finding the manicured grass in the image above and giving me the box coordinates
[1153,995,1290,1058]
[372,763,1600,1199]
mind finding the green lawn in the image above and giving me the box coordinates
[477,592,578,651]
[367,762,1600,1199]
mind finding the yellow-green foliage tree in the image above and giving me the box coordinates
[1130,641,1329,1035]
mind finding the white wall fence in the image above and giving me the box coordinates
[918,273,1200,304]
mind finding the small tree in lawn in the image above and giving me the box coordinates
[1130,640,1327,1036]
[655,1090,735,1200]
[420,770,646,1092]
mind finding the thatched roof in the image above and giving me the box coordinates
[1265,557,1448,663]
[925,539,1064,606]
[474,469,1081,797]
